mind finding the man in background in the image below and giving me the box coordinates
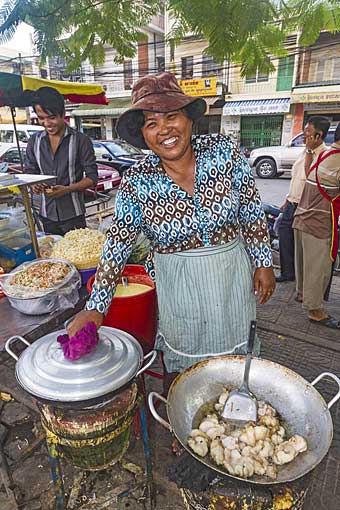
[293,117,340,329]
[25,86,98,235]
[276,117,327,282]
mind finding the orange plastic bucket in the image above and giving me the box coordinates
[87,265,157,354]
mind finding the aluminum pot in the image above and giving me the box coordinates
[148,355,340,485]
[6,326,157,406]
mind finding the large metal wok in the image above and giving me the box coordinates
[148,356,340,485]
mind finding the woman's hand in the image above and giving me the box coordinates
[67,310,104,338]
[254,267,276,304]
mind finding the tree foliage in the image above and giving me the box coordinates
[0,0,161,71]
[0,0,339,74]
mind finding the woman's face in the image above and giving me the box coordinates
[141,110,193,162]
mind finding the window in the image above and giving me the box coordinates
[277,55,295,91]
[92,143,112,160]
[123,60,133,90]
[17,131,29,142]
[325,129,335,145]
[290,133,304,147]
[181,56,193,79]
[157,56,165,73]
[3,148,26,163]
[202,55,221,77]
[105,141,143,156]
[245,68,269,84]
[332,57,340,80]
[314,60,325,82]
[0,131,14,143]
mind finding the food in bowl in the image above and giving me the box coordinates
[188,388,307,480]
[115,282,150,298]
[50,228,105,270]
[9,261,70,291]
[2,259,81,314]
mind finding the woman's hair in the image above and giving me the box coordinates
[125,105,198,145]
[32,86,65,116]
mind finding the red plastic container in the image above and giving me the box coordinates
[87,265,157,354]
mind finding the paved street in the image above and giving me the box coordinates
[255,174,291,206]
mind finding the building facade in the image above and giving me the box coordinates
[222,35,298,149]
[291,31,340,136]
[71,15,165,140]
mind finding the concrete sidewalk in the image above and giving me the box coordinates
[0,277,339,509]
[258,272,340,353]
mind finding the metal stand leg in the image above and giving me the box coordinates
[45,438,66,510]
[139,401,156,509]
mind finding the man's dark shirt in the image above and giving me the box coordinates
[25,125,98,222]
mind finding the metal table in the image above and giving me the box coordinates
[0,173,56,257]
[0,286,88,351]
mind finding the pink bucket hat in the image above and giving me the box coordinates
[116,72,206,149]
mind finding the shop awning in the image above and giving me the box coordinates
[71,97,132,117]
[223,98,290,116]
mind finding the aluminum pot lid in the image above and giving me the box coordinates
[15,326,143,402]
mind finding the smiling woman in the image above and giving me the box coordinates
[68,72,275,391]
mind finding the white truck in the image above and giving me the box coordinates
[249,128,336,178]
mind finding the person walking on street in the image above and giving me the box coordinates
[25,87,98,235]
[276,117,327,282]
[67,72,275,391]
[293,118,340,329]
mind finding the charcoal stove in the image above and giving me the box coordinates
[169,451,313,510]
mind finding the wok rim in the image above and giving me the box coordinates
[166,355,334,485]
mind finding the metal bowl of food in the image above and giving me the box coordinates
[1,258,81,315]
[149,356,340,485]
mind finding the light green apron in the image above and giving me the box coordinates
[154,238,260,373]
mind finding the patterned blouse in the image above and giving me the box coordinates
[87,134,272,314]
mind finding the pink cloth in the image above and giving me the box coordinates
[57,322,99,360]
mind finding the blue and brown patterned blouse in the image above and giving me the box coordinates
[87,134,272,314]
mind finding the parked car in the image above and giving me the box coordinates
[86,164,121,195]
[92,139,145,175]
[0,145,121,193]
[0,124,44,153]
[248,128,336,178]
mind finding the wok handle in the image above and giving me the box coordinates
[148,391,172,431]
[311,372,340,409]
[5,336,31,361]
[136,350,157,377]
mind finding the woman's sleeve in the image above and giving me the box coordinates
[86,175,142,314]
[233,149,273,268]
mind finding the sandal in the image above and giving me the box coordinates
[294,294,303,303]
[309,316,340,329]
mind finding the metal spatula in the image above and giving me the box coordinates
[221,321,258,424]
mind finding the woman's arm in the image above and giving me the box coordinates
[233,151,275,303]
[67,175,142,336]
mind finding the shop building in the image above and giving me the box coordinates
[221,36,298,149]
[164,12,226,134]
[71,15,165,140]
[291,32,340,134]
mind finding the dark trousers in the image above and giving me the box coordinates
[39,215,86,235]
[278,202,297,280]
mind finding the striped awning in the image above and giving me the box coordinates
[0,72,108,107]
[223,98,290,116]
